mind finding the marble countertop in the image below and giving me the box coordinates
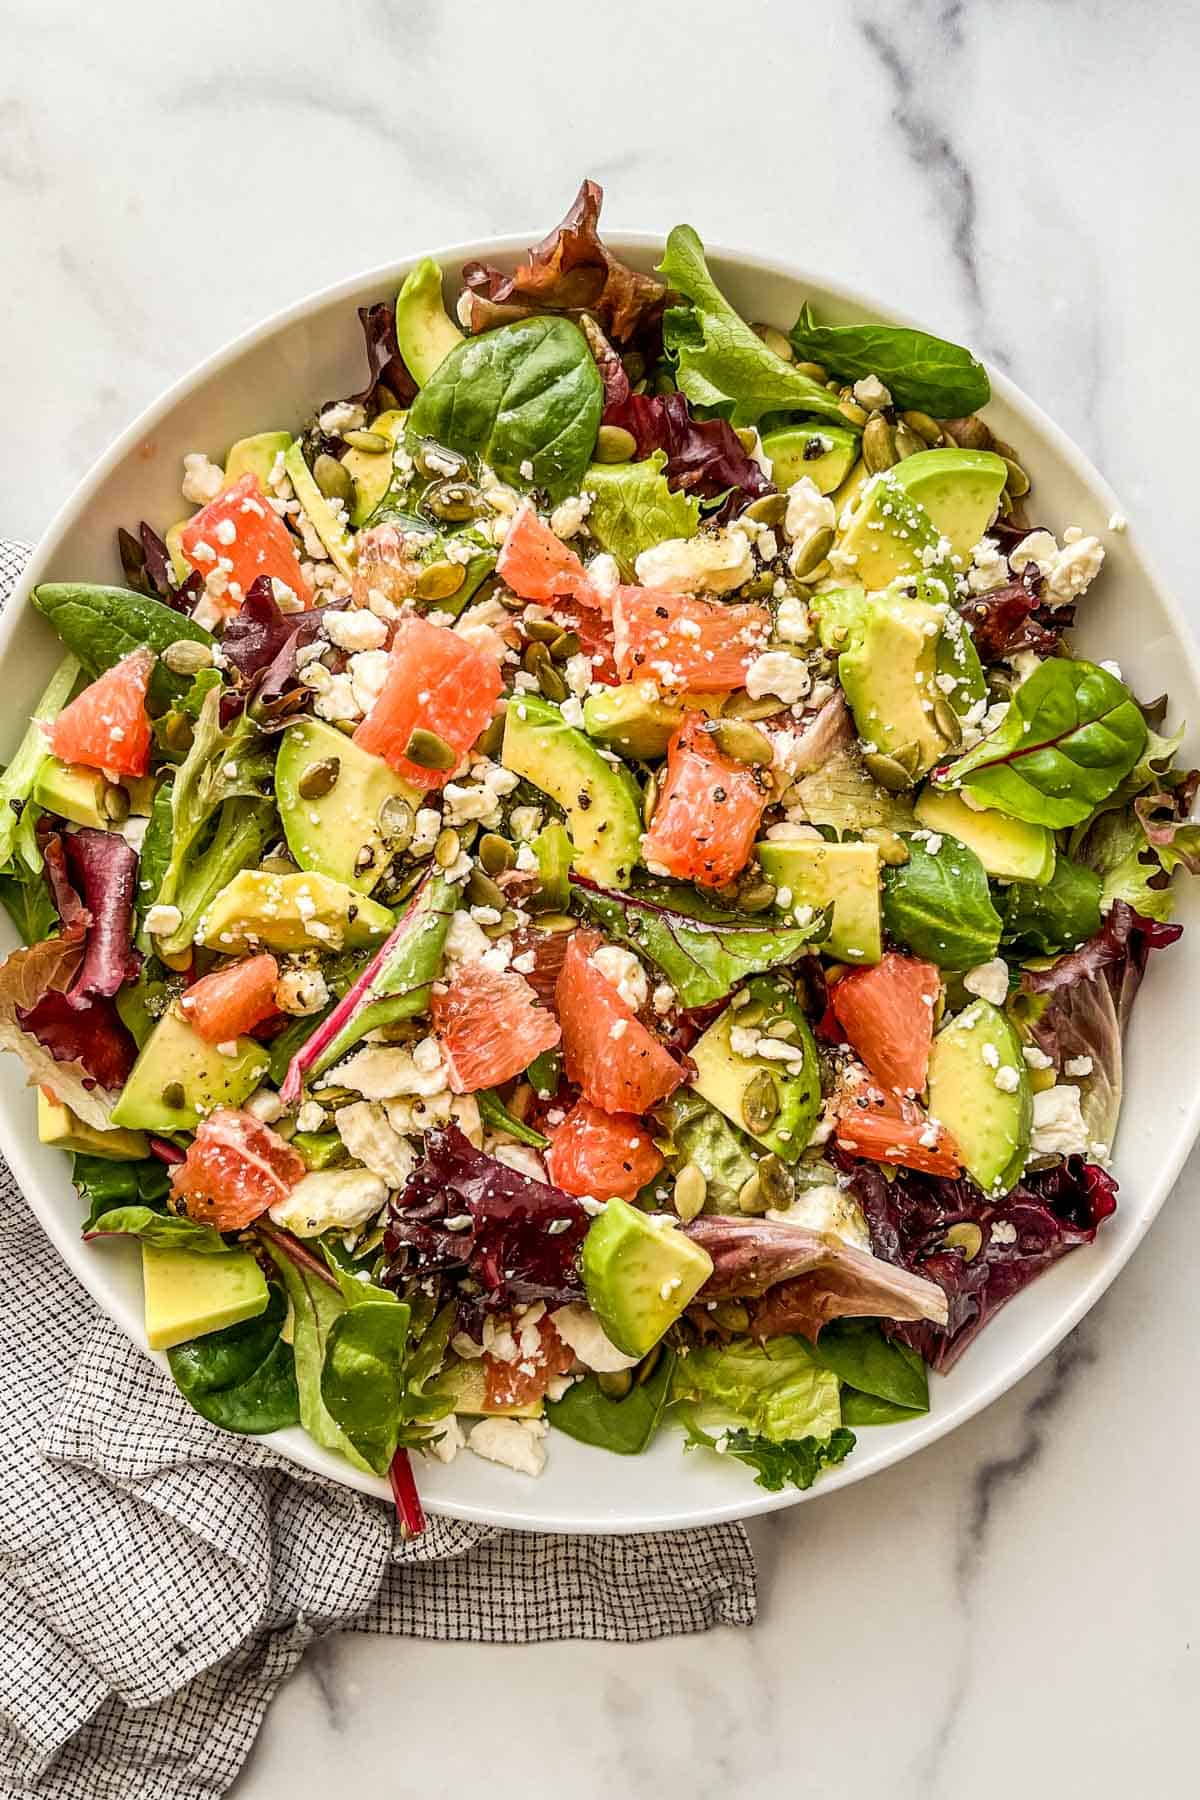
[4,0,1198,1792]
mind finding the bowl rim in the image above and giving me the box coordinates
[5,231,1200,1532]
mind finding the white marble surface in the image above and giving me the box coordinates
[4,0,1200,1791]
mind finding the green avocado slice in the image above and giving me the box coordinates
[501,693,643,888]
[582,1200,713,1358]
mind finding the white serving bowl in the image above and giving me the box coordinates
[4,238,1198,1533]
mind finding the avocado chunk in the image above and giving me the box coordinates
[819,587,955,780]
[914,788,1055,884]
[927,998,1032,1197]
[888,448,1009,561]
[32,757,114,829]
[293,1130,348,1171]
[224,430,293,489]
[501,693,643,888]
[756,838,882,964]
[283,442,355,576]
[198,869,393,955]
[761,424,858,495]
[342,409,406,527]
[37,1089,149,1160]
[395,258,464,387]
[582,1199,713,1358]
[430,1357,543,1418]
[834,448,1007,591]
[689,974,821,1164]
[142,1243,269,1351]
[275,718,419,895]
[583,682,688,760]
[111,1010,269,1132]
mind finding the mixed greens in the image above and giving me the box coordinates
[2,178,1194,1530]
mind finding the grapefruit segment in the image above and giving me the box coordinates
[546,1099,664,1200]
[555,928,683,1115]
[51,648,154,778]
[431,960,561,1094]
[354,612,503,789]
[179,953,281,1045]
[641,715,768,887]
[483,1313,575,1411]
[172,1107,306,1233]
[611,587,769,692]
[834,1070,961,1177]
[180,471,312,610]
[498,501,604,610]
[831,953,941,1096]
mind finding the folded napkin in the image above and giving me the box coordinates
[0,536,755,1800]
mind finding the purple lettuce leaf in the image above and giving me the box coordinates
[42,828,141,1005]
[958,581,1071,662]
[221,576,340,725]
[348,302,417,411]
[118,522,201,615]
[601,386,774,520]
[1022,897,1182,1030]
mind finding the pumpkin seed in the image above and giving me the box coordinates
[314,454,353,507]
[298,757,341,800]
[425,478,483,522]
[549,630,580,663]
[467,866,507,911]
[260,855,298,876]
[737,1173,767,1214]
[862,413,897,474]
[710,719,773,766]
[522,616,561,644]
[944,1221,983,1261]
[415,560,466,602]
[642,771,658,829]
[764,1017,796,1039]
[533,912,576,933]
[595,424,637,464]
[333,718,357,737]
[737,879,778,914]
[941,415,992,451]
[376,795,413,847]
[405,727,456,771]
[342,428,391,454]
[743,572,776,600]
[374,383,401,414]
[989,436,1020,462]
[597,1369,633,1399]
[413,440,467,481]
[757,1154,794,1210]
[161,638,214,676]
[790,524,835,578]
[744,492,788,527]
[103,784,130,824]
[478,833,516,875]
[752,323,794,362]
[723,690,786,722]
[162,1082,185,1111]
[862,749,916,792]
[900,409,942,444]
[635,1344,664,1386]
[537,661,568,703]
[1002,456,1031,499]
[838,400,869,427]
[932,694,964,747]
[673,1162,708,1223]
[741,1069,780,1135]
[434,826,461,868]
[620,350,646,384]
[863,825,909,866]
[793,361,828,384]
[893,423,926,461]
[522,640,551,678]
[473,710,506,758]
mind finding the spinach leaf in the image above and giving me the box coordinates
[572,875,828,1008]
[31,585,213,709]
[320,1300,412,1476]
[681,1415,856,1492]
[408,316,603,499]
[167,1286,299,1434]
[654,1088,758,1209]
[583,454,700,579]
[787,302,990,416]
[74,1153,170,1229]
[265,1238,373,1472]
[657,226,848,429]
[881,834,1002,970]
[83,1204,227,1253]
[547,1350,675,1455]
[934,659,1148,829]
[807,1319,929,1413]
[476,1089,549,1149]
[0,654,78,868]
[1002,856,1102,955]
[840,1390,924,1426]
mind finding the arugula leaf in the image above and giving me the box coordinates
[682,1415,856,1492]
[807,1319,929,1413]
[74,1152,171,1230]
[320,1299,412,1476]
[83,1204,227,1253]
[571,875,827,1008]
[167,1285,299,1434]
[31,585,213,709]
[583,453,700,579]
[476,1089,550,1149]
[408,315,604,499]
[0,654,78,868]
[547,1350,675,1455]
[657,226,848,428]
[881,834,1002,971]
[653,1088,758,1209]
[1002,856,1103,954]
[934,659,1148,829]
[787,302,990,416]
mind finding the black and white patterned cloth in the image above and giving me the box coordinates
[0,537,755,1799]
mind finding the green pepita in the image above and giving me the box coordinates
[752,323,794,362]
[313,454,353,508]
[932,694,964,747]
[434,826,461,869]
[862,747,918,791]
[745,492,788,527]
[941,415,993,451]
[405,728,456,772]
[595,424,637,464]
[862,413,897,474]
[642,771,658,829]
[838,399,869,428]
[536,661,568,703]
[790,525,835,579]
[342,428,391,454]
[764,1017,796,1040]
[523,618,562,644]
[737,1173,767,1214]
[722,690,786,722]
[161,638,214,676]
[467,866,507,911]
[473,710,506,758]
[793,361,828,383]
[710,719,774,766]
[549,630,581,663]
[710,1301,751,1331]
[863,825,909,866]
[478,833,516,876]
[620,350,646,384]
[757,1154,794,1209]
[735,428,760,455]
[424,478,483,523]
[893,423,926,461]
[297,757,340,800]
[900,410,942,445]
[103,784,130,825]
[377,794,413,845]
[415,560,466,602]
[597,1369,633,1399]
[413,440,467,481]
[162,1082,185,1112]
[944,1221,983,1261]
[741,1069,780,1136]
[737,879,778,914]
[1002,456,1031,499]
[673,1162,708,1223]
[523,641,551,677]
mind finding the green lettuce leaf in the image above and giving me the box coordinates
[265,1239,373,1472]
[1075,807,1175,923]
[0,654,79,869]
[670,1334,842,1442]
[653,1089,758,1209]
[168,1285,299,1434]
[476,1089,549,1149]
[682,1416,856,1492]
[584,453,700,578]
[787,302,990,416]
[320,1299,412,1476]
[83,1205,227,1253]
[881,834,1002,970]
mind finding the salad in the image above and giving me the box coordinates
[2,178,1195,1531]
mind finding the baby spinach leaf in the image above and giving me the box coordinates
[572,875,828,1008]
[653,1088,758,1209]
[934,659,1148,829]
[807,1318,929,1413]
[1002,856,1102,955]
[83,1204,227,1252]
[167,1285,299,1434]
[657,226,848,428]
[408,315,603,499]
[787,302,990,416]
[583,453,700,579]
[547,1350,675,1455]
[320,1299,412,1476]
[882,834,1002,971]
[31,585,213,709]
[681,1414,856,1492]
[839,1390,925,1426]
[73,1153,171,1229]
[476,1089,549,1148]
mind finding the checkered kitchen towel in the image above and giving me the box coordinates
[0,537,755,1799]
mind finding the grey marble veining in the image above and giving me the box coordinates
[3,0,1198,1793]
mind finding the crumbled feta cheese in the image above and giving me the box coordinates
[652,981,675,1016]
[634,527,755,596]
[313,673,362,723]
[591,944,649,1012]
[963,958,1009,1005]
[322,608,388,652]
[774,594,812,644]
[966,536,1010,596]
[990,1219,1018,1246]
[765,1182,870,1251]
[1064,1055,1094,1078]
[745,650,811,705]
[508,805,543,843]
[994,1065,1020,1093]
[782,475,836,548]
[269,1167,388,1237]
[585,552,620,601]
[144,903,183,937]
[347,649,391,717]
[334,1042,449,1100]
[981,1042,1001,1069]
[1030,1083,1089,1157]
[181,452,224,506]
[1022,1044,1054,1071]
[274,965,329,1016]
[454,597,511,663]
[1108,513,1127,533]
[551,1304,640,1372]
[1009,528,1105,608]
[852,374,891,411]
[295,1100,326,1134]
[244,1087,285,1125]
[335,1101,416,1187]
[549,492,592,539]
[467,1416,547,1476]
[423,1414,465,1464]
